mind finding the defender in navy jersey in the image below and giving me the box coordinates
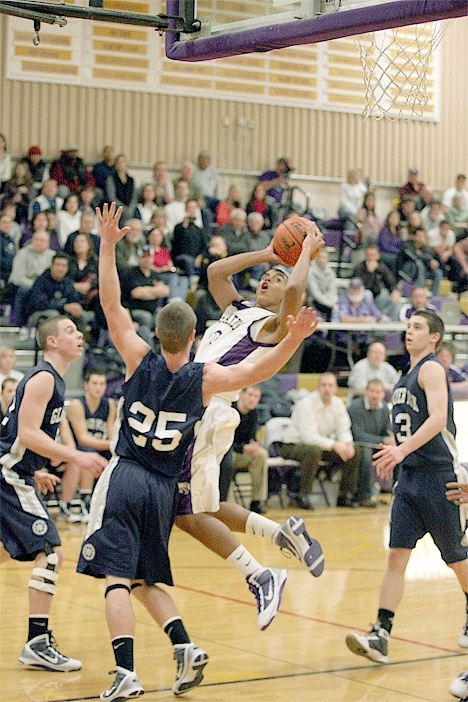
[0,315,107,674]
[346,310,468,665]
[81,203,320,701]
[66,370,116,520]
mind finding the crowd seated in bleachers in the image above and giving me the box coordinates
[1,140,468,396]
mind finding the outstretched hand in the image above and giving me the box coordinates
[96,202,131,245]
[285,306,319,341]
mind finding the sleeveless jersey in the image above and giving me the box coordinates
[194,299,275,401]
[114,350,205,477]
[391,352,457,471]
[77,396,110,444]
[0,362,65,476]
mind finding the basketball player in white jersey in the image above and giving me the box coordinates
[175,222,326,630]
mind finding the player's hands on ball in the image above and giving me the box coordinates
[265,240,285,265]
[302,220,325,259]
[446,482,468,505]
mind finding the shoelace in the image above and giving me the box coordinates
[247,582,262,608]
[46,631,58,650]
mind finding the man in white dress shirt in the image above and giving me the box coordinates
[279,372,360,508]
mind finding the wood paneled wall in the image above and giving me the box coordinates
[0,14,467,189]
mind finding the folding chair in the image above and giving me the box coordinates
[262,417,335,507]
[262,417,300,507]
[231,468,252,508]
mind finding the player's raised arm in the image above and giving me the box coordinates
[202,307,319,401]
[207,243,282,311]
[97,203,151,376]
[274,223,324,338]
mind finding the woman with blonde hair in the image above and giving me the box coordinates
[0,346,24,385]
[338,167,368,230]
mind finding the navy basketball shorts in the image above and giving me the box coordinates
[390,467,468,564]
[0,468,60,561]
[77,458,179,585]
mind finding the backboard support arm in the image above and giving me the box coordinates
[0,0,201,38]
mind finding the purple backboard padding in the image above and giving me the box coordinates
[165,0,467,62]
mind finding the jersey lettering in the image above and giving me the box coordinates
[50,407,64,424]
[128,401,185,452]
[394,412,412,443]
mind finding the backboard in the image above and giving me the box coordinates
[165,0,468,62]
[199,0,382,36]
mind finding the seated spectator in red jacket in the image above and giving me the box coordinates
[246,182,273,230]
[215,184,243,227]
[50,147,95,199]
[146,226,188,302]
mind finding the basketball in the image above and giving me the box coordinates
[272,216,317,268]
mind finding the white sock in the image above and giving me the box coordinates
[226,545,262,578]
[245,512,280,543]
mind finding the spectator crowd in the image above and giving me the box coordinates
[1,141,467,343]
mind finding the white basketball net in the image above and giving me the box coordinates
[354,21,450,120]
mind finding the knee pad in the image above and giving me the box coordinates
[28,547,59,596]
[105,583,131,598]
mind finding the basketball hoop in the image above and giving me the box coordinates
[354,21,451,120]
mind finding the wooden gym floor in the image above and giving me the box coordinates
[1,501,467,702]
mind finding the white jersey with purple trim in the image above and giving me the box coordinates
[194,299,276,402]
[181,298,276,514]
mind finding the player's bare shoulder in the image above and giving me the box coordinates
[418,357,446,389]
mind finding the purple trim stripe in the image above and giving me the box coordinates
[166,0,467,62]
[217,334,275,367]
